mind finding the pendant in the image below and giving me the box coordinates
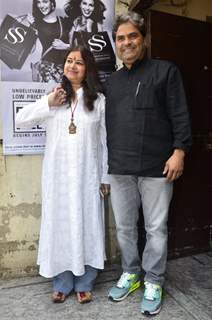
[69,119,77,134]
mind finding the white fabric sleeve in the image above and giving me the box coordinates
[16,95,56,128]
[99,94,110,184]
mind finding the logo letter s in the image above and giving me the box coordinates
[88,34,107,52]
[4,27,27,44]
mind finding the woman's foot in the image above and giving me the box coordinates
[76,291,92,303]
[52,291,66,303]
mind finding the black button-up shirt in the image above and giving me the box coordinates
[106,58,192,176]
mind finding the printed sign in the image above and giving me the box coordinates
[0,0,115,155]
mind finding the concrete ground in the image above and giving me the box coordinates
[0,252,212,320]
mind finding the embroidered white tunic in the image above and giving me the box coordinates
[16,88,109,278]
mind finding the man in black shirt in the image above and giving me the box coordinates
[106,12,192,315]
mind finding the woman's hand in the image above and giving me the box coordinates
[27,14,35,26]
[48,86,67,107]
[52,39,70,50]
[97,23,103,32]
[100,184,110,197]
[86,18,94,32]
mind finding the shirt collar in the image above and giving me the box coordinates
[123,56,148,71]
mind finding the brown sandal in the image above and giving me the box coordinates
[76,291,92,304]
[52,291,66,303]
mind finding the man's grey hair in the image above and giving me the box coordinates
[112,11,147,41]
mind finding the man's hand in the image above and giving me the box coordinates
[48,86,67,107]
[163,149,185,181]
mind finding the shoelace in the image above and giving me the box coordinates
[117,272,131,288]
[144,282,158,301]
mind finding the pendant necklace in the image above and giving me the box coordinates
[68,99,78,134]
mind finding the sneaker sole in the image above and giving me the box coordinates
[108,281,141,302]
[141,305,161,316]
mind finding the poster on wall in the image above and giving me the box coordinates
[0,0,116,155]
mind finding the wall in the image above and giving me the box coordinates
[0,68,42,277]
[0,146,42,278]
[152,0,212,21]
[116,0,212,21]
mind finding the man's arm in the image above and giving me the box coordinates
[164,64,192,181]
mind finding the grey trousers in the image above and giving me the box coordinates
[110,175,173,285]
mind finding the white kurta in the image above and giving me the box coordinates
[16,88,109,278]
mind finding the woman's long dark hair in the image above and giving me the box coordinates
[32,0,56,24]
[64,0,106,24]
[61,45,103,111]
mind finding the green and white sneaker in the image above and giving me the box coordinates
[141,281,162,315]
[108,272,141,301]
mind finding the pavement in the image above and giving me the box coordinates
[0,252,212,320]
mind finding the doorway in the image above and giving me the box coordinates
[139,10,212,258]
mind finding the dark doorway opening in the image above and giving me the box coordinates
[138,10,212,259]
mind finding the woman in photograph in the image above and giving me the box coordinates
[64,0,106,45]
[16,45,110,303]
[28,0,71,82]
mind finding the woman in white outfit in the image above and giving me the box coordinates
[16,45,110,303]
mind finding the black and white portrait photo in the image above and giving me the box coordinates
[0,0,115,83]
